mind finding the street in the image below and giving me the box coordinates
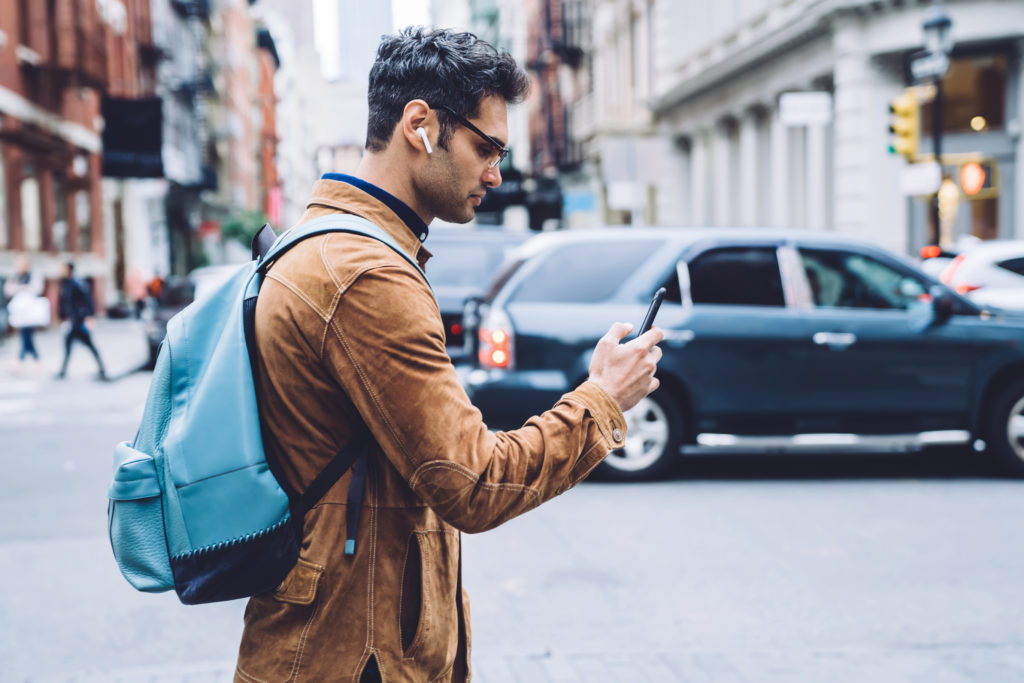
[2,321,1024,682]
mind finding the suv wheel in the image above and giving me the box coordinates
[986,379,1024,475]
[598,388,683,481]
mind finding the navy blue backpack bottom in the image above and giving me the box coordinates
[172,521,299,604]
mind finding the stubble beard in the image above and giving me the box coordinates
[419,152,476,224]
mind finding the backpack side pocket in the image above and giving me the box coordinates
[108,442,174,592]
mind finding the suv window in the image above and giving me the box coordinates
[509,240,662,303]
[799,248,927,310]
[688,247,785,306]
[428,243,517,288]
[997,257,1024,277]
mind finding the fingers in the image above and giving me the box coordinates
[635,326,665,349]
[602,322,634,345]
[589,322,665,412]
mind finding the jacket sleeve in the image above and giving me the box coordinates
[322,264,628,533]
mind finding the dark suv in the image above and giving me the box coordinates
[426,227,529,363]
[462,228,1024,480]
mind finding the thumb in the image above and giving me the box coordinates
[603,322,634,344]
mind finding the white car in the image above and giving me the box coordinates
[940,240,1024,312]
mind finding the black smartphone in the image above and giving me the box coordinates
[638,287,667,336]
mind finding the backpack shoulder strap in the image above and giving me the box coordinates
[258,214,431,291]
[252,223,278,261]
[246,213,432,555]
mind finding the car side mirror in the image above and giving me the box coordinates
[912,285,955,331]
[931,286,955,326]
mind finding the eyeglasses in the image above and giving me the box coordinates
[435,105,509,169]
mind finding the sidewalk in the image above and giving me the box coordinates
[0,318,151,382]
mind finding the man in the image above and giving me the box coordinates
[235,28,663,682]
[56,261,107,380]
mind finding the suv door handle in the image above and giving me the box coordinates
[813,332,857,348]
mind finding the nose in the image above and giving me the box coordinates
[484,163,502,188]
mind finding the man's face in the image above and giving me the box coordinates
[417,95,507,224]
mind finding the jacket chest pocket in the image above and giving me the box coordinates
[401,530,460,671]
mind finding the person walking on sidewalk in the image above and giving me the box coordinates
[235,27,664,682]
[4,254,46,366]
[56,261,107,380]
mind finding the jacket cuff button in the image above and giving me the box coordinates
[612,428,623,442]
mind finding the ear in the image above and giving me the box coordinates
[401,99,433,155]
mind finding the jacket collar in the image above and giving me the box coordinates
[302,174,432,268]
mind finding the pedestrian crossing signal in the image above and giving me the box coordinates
[959,160,997,199]
[888,91,920,161]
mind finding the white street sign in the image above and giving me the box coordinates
[900,161,942,196]
[910,51,949,82]
[607,181,645,211]
[778,92,833,126]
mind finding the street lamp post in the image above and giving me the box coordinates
[922,4,953,246]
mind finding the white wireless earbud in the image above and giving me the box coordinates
[416,127,433,154]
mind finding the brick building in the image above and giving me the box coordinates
[256,27,281,226]
[0,0,156,312]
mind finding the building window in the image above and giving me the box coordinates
[17,0,31,47]
[923,54,1007,135]
[76,191,92,252]
[53,173,68,251]
[0,146,6,249]
[20,174,41,251]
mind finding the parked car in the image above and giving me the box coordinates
[425,227,530,362]
[939,239,1024,312]
[142,264,241,366]
[461,227,1024,480]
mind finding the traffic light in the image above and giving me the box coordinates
[888,91,920,161]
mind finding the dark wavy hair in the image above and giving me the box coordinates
[365,27,530,152]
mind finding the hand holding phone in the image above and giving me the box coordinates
[593,291,666,410]
[637,287,666,336]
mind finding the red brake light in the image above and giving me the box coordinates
[450,322,463,337]
[920,245,942,259]
[477,309,514,370]
[479,328,511,368]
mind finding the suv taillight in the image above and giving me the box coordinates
[478,308,514,370]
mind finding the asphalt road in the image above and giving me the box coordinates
[2,322,1023,682]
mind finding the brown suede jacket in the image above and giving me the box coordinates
[235,178,627,682]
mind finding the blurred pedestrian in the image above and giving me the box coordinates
[4,254,48,366]
[235,27,663,682]
[125,266,147,318]
[56,261,107,381]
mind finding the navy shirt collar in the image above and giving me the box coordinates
[321,173,429,243]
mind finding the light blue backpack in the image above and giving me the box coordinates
[108,214,430,604]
